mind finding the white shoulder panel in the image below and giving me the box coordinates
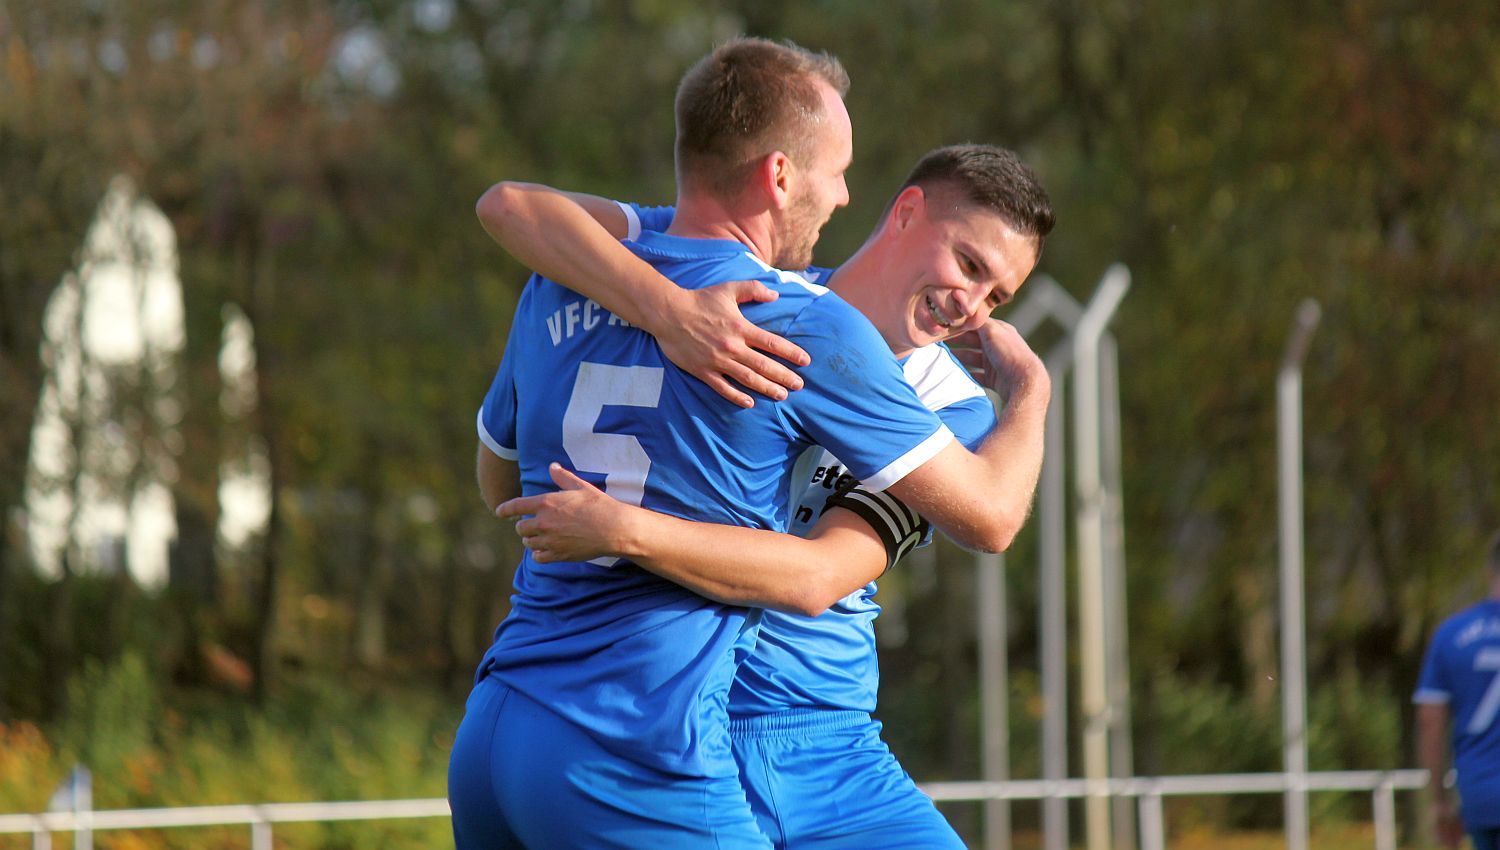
[903,344,988,413]
[745,255,829,296]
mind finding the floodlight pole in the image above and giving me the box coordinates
[978,550,1010,850]
[1009,277,1090,850]
[1100,332,1136,849]
[980,274,1079,850]
[1038,343,1073,850]
[1279,299,1321,850]
[1074,265,1131,850]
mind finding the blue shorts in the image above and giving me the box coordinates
[729,709,964,850]
[1473,826,1500,850]
[449,675,772,849]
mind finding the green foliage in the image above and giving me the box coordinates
[2,675,457,848]
[57,652,158,781]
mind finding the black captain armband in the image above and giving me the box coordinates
[822,485,929,573]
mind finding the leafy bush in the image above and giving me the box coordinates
[1,670,460,849]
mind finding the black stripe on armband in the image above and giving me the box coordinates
[823,488,929,573]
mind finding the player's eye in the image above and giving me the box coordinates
[958,252,979,277]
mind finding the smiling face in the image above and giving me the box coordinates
[851,186,1039,358]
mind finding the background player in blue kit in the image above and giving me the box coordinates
[449,40,1051,849]
[1416,531,1500,849]
[481,145,1053,849]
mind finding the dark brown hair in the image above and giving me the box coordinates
[674,37,849,200]
[892,144,1056,249]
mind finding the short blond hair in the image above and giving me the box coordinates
[674,37,849,200]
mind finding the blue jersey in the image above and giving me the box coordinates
[1415,599,1500,827]
[476,218,954,778]
[730,339,996,716]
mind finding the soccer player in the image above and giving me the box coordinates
[448,39,1049,849]
[1415,530,1500,850]
[482,145,1045,849]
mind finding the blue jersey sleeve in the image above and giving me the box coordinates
[476,283,531,460]
[617,202,675,239]
[816,342,997,567]
[822,381,996,569]
[1414,622,1454,704]
[932,344,998,449]
[777,295,952,492]
[942,393,998,450]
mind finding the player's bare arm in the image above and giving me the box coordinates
[476,445,520,513]
[497,464,887,617]
[1417,702,1463,848]
[886,319,1050,553]
[476,181,810,407]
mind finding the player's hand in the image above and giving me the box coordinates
[947,319,1050,404]
[656,281,811,409]
[494,463,637,563]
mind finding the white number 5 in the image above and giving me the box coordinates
[562,360,664,506]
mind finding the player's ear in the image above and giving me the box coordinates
[889,185,925,233]
[757,151,794,210]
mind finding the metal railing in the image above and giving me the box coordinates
[924,769,1427,850]
[0,769,1427,850]
[0,798,450,850]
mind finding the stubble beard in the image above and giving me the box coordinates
[772,191,824,270]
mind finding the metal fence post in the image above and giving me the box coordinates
[978,550,1011,850]
[1073,265,1131,850]
[1278,298,1321,850]
[1373,779,1397,850]
[1137,786,1166,850]
[251,815,273,850]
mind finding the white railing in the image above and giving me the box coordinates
[0,798,450,850]
[0,769,1427,850]
[923,769,1427,850]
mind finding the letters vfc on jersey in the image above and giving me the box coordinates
[546,297,633,346]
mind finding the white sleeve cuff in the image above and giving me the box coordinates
[616,201,641,242]
[860,426,954,492]
[476,409,518,460]
[1413,688,1451,705]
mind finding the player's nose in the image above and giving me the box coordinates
[952,286,985,321]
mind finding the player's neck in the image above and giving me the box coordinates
[668,193,774,265]
[824,230,901,324]
[823,244,908,357]
[823,237,881,300]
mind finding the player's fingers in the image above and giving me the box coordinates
[496,495,544,520]
[738,345,805,389]
[513,516,542,538]
[700,372,756,409]
[548,462,596,492]
[728,279,781,305]
[744,325,810,368]
[723,362,788,402]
